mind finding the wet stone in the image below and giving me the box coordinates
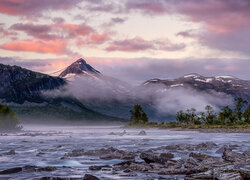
[23,165,56,172]
[83,174,100,180]
[89,165,111,171]
[0,167,22,174]
[140,152,174,164]
[2,149,15,155]
[138,130,146,135]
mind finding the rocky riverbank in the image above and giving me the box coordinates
[1,141,249,179]
[61,142,249,179]
[126,124,250,133]
[0,125,249,179]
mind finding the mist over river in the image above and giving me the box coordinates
[0,125,249,179]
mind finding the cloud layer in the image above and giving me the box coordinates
[0,0,249,77]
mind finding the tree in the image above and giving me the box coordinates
[176,110,187,124]
[203,105,217,124]
[141,112,148,123]
[130,105,148,124]
[0,104,22,132]
[186,108,199,124]
[176,108,200,124]
[243,105,250,123]
[234,97,248,122]
[218,106,234,124]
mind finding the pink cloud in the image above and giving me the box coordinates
[10,22,93,40]
[60,23,93,37]
[0,39,69,55]
[91,33,109,43]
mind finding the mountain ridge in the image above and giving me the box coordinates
[143,73,250,101]
[0,62,125,122]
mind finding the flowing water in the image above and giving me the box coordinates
[0,125,249,179]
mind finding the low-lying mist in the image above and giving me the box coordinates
[44,76,234,120]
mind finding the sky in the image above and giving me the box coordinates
[0,0,250,83]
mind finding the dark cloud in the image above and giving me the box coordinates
[111,17,126,24]
[125,0,169,15]
[0,0,83,17]
[10,23,56,40]
[102,17,127,27]
[52,17,65,24]
[105,37,185,52]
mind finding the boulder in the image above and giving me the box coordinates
[3,149,15,155]
[23,165,56,172]
[195,142,217,150]
[222,149,246,163]
[140,152,174,164]
[112,161,134,171]
[138,130,146,135]
[89,165,111,171]
[84,147,135,160]
[64,149,85,157]
[83,174,100,180]
[183,157,199,169]
[0,167,22,174]
[189,152,210,161]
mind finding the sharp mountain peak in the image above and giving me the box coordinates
[59,58,101,79]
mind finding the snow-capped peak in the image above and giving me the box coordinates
[58,58,101,79]
[183,73,201,79]
[215,75,236,79]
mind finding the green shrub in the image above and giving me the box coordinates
[0,104,22,132]
[129,104,149,124]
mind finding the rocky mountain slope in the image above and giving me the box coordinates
[52,58,101,79]
[0,64,65,103]
[1,59,249,123]
[0,63,123,122]
[143,73,250,101]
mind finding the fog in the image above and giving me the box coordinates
[45,75,234,120]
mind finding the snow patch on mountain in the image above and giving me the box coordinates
[170,84,184,87]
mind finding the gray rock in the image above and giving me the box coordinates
[140,152,174,164]
[3,149,15,155]
[64,149,85,157]
[129,162,153,172]
[112,161,135,171]
[89,165,111,171]
[222,149,246,163]
[184,157,199,169]
[189,152,210,161]
[23,165,56,172]
[83,174,100,180]
[195,142,217,150]
[0,167,22,174]
[138,130,146,135]
[85,147,135,160]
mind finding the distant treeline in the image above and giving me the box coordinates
[176,97,249,125]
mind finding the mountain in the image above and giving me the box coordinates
[53,58,101,79]
[143,73,250,101]
[0,63,65,103]
[0,63,125,122]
